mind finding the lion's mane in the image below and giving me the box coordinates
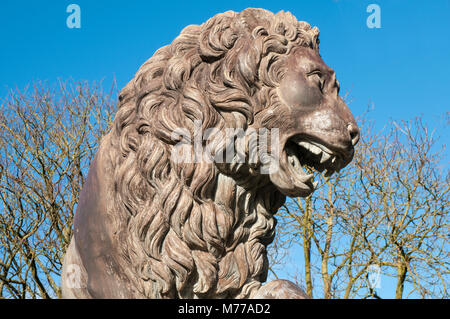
[105,8,319,298]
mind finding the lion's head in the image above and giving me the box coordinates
[106,8,359,299]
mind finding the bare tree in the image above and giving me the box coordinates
[0,80,115,298]
[270,115,449,299]
[0,80,448,299]
[354,117,449,298]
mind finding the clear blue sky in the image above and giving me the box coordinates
[1,0,448,298]
[1,0,449,127]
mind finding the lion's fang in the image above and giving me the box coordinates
[320,152,331,163]
[299,173,313,183]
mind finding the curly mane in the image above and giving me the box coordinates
[105,8,319,298]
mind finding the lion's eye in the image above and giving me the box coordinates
[307,70,324,92]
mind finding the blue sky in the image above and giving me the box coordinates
[1,0,448,298]
[1,0,449,127]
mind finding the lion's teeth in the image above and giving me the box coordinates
[288,153,301,170]
[308,144,321,155]
[299,174,314,184]
[331,156,336,164]
[299,173,313,183]
[320,152,331,163]
[289,155,295,166]
[298,141,320,155]
[298,141,310,149]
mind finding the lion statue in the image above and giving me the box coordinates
[61,8,359,299]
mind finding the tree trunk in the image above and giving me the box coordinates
[302,198,313,298]
[395,263,407,299]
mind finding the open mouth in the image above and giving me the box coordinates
[283,136,347,194]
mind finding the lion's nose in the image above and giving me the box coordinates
[347,123,359,146]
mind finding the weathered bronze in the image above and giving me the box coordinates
[61,8,359,299]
